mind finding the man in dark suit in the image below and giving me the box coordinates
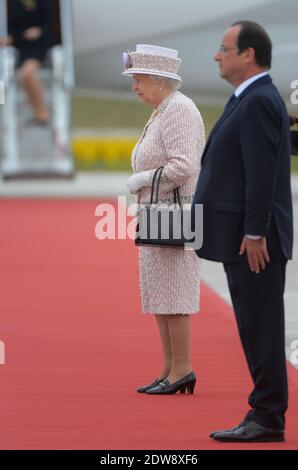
[192,21,293,442]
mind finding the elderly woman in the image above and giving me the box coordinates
[123,44,205,394]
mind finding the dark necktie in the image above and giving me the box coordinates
[201,93,238,162]
[224,93,237,111]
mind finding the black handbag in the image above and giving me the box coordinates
[135,167,194,248]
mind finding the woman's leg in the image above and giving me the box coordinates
[155,314,172,379]
[18,59,49,122]
[166,314,192,384]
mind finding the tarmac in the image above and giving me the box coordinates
[1,171,297,368]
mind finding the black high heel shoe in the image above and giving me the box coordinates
[146,372,196,395]
[137,377,166,393]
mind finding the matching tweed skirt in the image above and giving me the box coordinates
[138,246,200,314]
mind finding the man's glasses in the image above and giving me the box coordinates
[218,46,238,53]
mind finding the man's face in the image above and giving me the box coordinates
[214,26,245,85]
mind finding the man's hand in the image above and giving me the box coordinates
[23,27,42,41]
[239,236,270,273]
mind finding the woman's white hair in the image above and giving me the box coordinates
[149,75,181,90]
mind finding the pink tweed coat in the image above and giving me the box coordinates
[132,91,205,314]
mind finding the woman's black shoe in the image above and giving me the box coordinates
[146,372,196,395]
[137,377,166,393]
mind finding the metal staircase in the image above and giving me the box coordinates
[0,0,75,179]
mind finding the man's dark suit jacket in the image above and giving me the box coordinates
[193,75,293,263]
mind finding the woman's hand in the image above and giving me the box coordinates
[23,27,42,41]
[127,171,152,194]
[0,35,13,47]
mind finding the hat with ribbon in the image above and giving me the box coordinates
[122,44,182,81]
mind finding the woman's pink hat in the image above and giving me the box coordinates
[122,44,182,82]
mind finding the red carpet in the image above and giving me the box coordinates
[0,199,297,450]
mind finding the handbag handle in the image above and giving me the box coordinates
[150,167,163,204]
[150,166,182,207]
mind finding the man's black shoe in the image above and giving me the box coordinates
[209,420,247,438]
[210,421,284,442]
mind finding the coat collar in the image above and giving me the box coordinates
[201,74,273,164]
[235,74,272,102]
[157,90,178,114]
